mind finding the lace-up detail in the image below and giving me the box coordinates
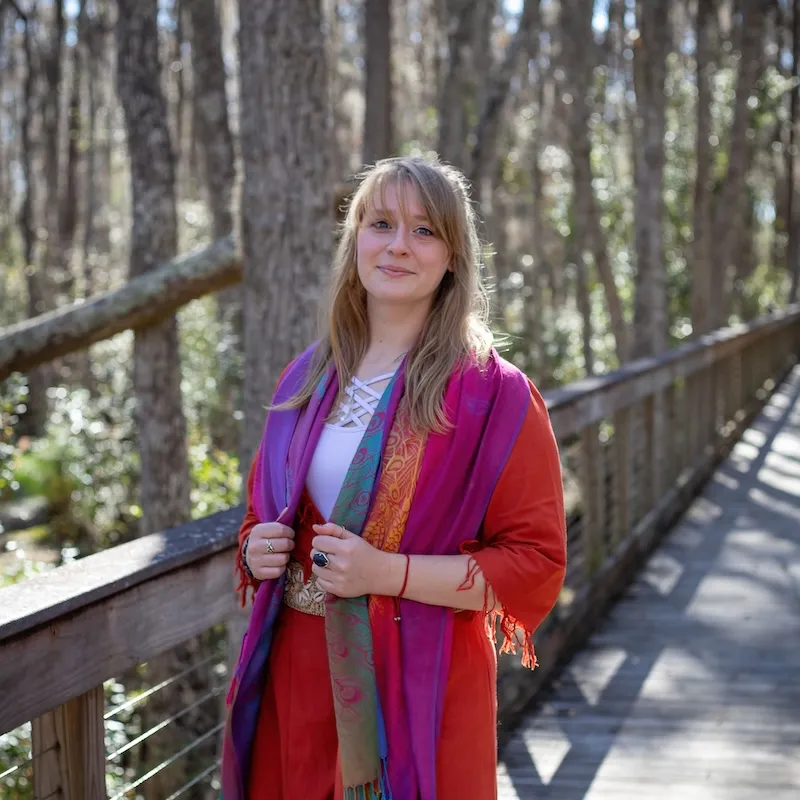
[329,372,396,430]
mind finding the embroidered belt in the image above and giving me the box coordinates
[283,560,326,617]
[282,558,468,617]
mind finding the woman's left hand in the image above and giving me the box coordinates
[311,523,390,598]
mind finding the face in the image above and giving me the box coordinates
[356,181,451,312]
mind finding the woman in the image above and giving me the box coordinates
[222,156,566,800]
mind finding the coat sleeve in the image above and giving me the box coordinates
[233,358,299,605]
[234,448,262,606]
[464,378,567,668]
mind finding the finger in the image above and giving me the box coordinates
[311,563,335,584]
[251,553,290,569]
[312,535,343,553]
[254,565,286,581]
[256,537,294,554]
[252,522,295,540]
[312,523,350,538]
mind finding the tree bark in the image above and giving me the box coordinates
[238,0,333,471]
[789,0,800,302]
[468,0,540,189]
[561,0,629,365]
[363,0,393,164]
[185,0,241,453]
[691,0,715,336]
[711,0,768,327]
[631,0,670,358]
[14,0,51,436]
[116,3,197,790]
[437,0,478,166]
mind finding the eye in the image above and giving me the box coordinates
[372,220,390,230]
[415,226,434,237]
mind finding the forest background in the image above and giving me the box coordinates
[0,0,798,796]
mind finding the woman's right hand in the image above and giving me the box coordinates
[245,514,295,581]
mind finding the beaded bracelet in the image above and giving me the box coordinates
[241,535,256,581]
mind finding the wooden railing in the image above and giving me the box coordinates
[1,305,799,797]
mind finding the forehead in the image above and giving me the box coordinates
[363,178,429,219]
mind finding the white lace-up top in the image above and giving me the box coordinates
[305,370,396,520]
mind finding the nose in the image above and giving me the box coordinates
[387,224,410,256]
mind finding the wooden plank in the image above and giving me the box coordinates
[32,686,106,800]
[0,548,238,734]
[0,505,242,642]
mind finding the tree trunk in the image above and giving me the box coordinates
[363,0,393,164]
[789,0,800,302]
[116,3,198,793]
[238,0,333,470]
[437,0,477,166]
[185,0,240,453]
[711,0,768,327]
[561,0,629,365]
[691,0,715,336]
[15,2,50,436]
[631,0,670,358]
[468,0,540,189]
[40,0,66,304]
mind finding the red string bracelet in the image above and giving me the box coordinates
[398,554,411,598]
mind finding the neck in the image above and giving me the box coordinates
[364,298,430,365]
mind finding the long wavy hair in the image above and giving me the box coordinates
[274,155,494,433]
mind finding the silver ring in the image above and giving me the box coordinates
[266,540,274,554]
[312,551,329,568]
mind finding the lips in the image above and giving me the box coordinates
[377,265,413,276]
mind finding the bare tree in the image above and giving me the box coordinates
[468,0,541,190]
[691,0,716,336]
[437,0,478,166]
[238,0,333,470]
[789,0,800,302]
[185,0,240,452]
[711,0,768,327]
[363,0,393,164]
[631,0,670,358]
[116,1,198,789]
[560,0,629,366]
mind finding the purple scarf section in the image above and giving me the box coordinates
[222,345,531,799]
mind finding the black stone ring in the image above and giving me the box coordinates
[312,551,330,568]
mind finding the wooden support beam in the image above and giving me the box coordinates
[32,686,106,800]
[0,236,239,381]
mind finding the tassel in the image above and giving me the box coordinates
[487,609,538,670]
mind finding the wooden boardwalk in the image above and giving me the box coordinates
[498,366,800,800]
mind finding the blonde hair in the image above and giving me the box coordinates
[276,155,494,433]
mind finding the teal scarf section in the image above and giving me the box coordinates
[323,367,401,799]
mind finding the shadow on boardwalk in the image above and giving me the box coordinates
[498,368,800,800]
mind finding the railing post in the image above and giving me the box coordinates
[32,685,106,799]
[580,422,606,577]
[612,408,632,544]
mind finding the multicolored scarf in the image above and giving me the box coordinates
[222,344,531,799]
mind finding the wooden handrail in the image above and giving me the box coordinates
[0,236,239,382]
[546,305,800,437]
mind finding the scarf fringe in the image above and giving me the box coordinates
[486,607,538,670]
[343,772,392,800]
[234,548,258,608]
